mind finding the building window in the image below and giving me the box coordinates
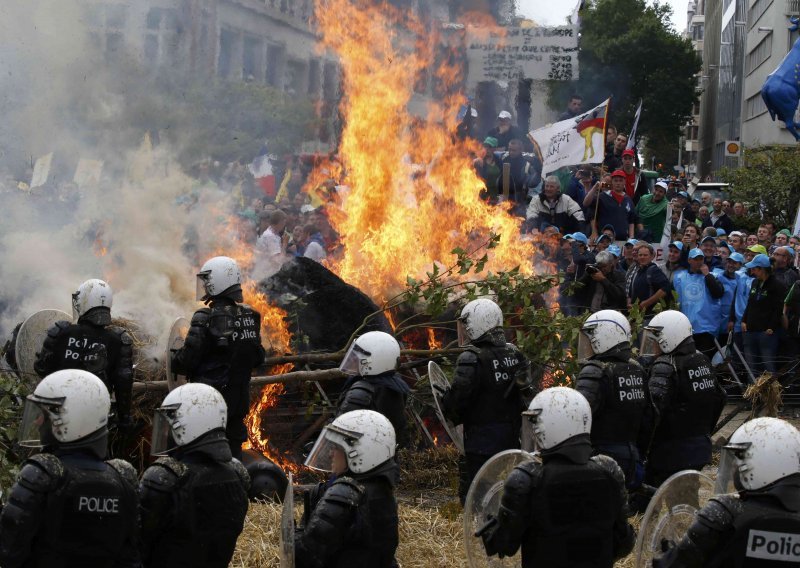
[86,4,127,62]
[218,28,237,79]
[243,36,263,81]
[745,91,768,119]
[748,0,773,29]
[144,7,180,67]
[284,59,307,95]
[745,32,772,75]
[308,58,321,97]
[266,44,286,88]
[692,23,704,40]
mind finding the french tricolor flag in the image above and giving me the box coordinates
[249,142,276,198]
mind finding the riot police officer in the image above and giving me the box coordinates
[298,409,399,567]
[34,278,134,430]
[641,310,727,486]
[655,417,800,567]
[441,298,532,503]
[0,369,140,567]
[576,310,648,488]
[139,383,250,567]
[337,331,411,447]
[480,387,634,567]
[171,256,266,459]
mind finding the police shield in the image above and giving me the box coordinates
[633,470,716,567]
[165,317,189,391]
[464,449,536,568]
[15,309,71,386]
[280,472,295,568]
[428,361,464,454]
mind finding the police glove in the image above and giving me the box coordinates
[652,538,677,568]
[476,515,501,557]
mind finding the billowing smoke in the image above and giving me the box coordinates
[0,1,254,354]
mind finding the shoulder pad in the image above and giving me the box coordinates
[627,358,645,370]
[141,461,182,492]
[47,320,72,338]
[190,309,211,326]
[107,459,138,487]
[326,476,365,507]
[20,454,63,491]
[508,459,542,488]
[578,360,607,379]
[153,456,188,479]
[230,458,251,489]
[590,454,626,486]
[456,349,480,366]
[107,326,133,345]
[651,357,675,377]
[699,495,741,529]
[240,303,254,312]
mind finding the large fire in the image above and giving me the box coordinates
[311,0,535,303]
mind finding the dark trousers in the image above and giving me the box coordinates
[221,379,251,460]
[458,453,493,505]
[743,330,780,376]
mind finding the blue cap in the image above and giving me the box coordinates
[729,252,745,263]
[602,224,616,233]
[716,228,727,236]
[571,232,589,245]
[608,244,621,257]
[781,246,796,257]
[688,248,705,259]
[669,241,684,251]
[701,235,717,244]
[595,233,611,243]
[678,191,689,198]
[744,254,771,269]
[624,238,638,247]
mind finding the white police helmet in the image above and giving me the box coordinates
[305,410,396,474]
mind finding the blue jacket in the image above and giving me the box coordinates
[673,270,724,334]
[712,269,742,336]
[731,273,754,332]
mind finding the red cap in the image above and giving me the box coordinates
[611,169,626,178]
[622,148,635,158]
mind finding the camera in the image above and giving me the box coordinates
[586,264,599,274]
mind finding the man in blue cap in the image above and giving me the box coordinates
[741,254,787,375]
[714,252,746,346]
[659,241,687,285]
[561,232,595,316]
[700,235,723,271]
[676,190,696,223]
[673,248,725,359]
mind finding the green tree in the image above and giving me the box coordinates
[549,0,701,167]
[720,145,800,228]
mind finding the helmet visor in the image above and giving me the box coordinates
[150,406,178,456]
[640,329,663,358]
[577,330,596,360]
[715,442,749,494]
[520,409,543,452]
[305,426,356,473]
[18,399,52,448]
[195,271,211,301]
[457,319,470,347]
[338,342,367,376]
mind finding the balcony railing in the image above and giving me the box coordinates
[789,0,800,15]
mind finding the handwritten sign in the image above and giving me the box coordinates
[466,25,579,87]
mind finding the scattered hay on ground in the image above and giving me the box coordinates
[744,372,783,418]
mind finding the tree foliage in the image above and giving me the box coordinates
[548,0,701,166]
[720,146,800,228]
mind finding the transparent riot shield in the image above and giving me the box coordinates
[280,472,294,568]
[464,449,536,568]
[633,470,716,568]
[15,309,71,386]
[429,361,465,454]
[165,317,189,391]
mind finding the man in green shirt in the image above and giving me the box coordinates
[635,180,668,240]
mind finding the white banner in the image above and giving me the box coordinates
[73,158,104,188]
[465,25,579,87]
[529,99,609,175]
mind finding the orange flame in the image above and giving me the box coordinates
[310,0,535,304]
[426,327,442,350]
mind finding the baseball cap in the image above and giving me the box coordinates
[624,238,638,247]
[595,233,611,244]
[611,170,626,178]
[744,254,771,269]
[701,236,717,244]
[602,224,616,234]
[570,232,589,245]
[483,136,499,148]
[716,228,727,236]
[498,110,512,120]
[622,149,635,158]
[608,244,621,257]
[778,246,796,257]
[729,231,744,238]
[655,180,669,190]
[747,244,768,255]
[688,248,705,259]
[678,191,689,198]
[729,252,745,263]
[778,228,792,237]
[668,241,684,251]
[300,204,316,214]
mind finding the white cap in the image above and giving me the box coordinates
[300,204,316,214]
[498,110,512,120]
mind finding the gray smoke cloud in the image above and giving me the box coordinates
[0,0,264,357]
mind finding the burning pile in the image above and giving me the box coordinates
[310,0,536,303]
